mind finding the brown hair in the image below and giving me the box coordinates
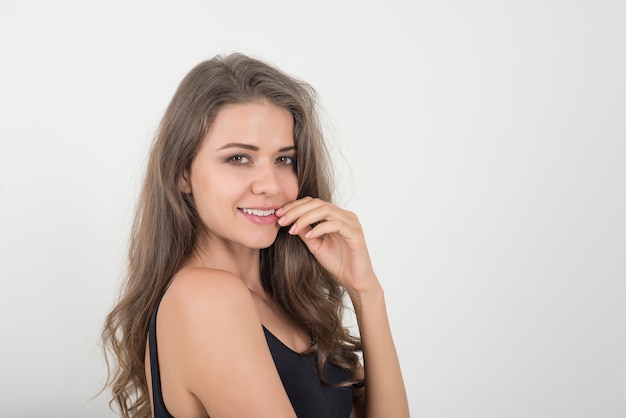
[101,53,362,417]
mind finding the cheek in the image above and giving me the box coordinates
[284,173,299,199]
[190,175,227,211]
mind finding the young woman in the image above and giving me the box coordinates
[102,53,409,418]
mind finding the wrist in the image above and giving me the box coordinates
[347,279,384,313]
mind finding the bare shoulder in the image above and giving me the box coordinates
[158,267,259,347]
[163,267,254,315]
[155,268,295,416]
[169,266,251,298]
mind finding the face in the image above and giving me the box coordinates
[182,100,299,252]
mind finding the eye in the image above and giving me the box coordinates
[226,154,251,165]
[275,155,297,166]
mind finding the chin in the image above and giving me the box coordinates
[245,231,281,250]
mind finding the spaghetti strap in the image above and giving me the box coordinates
[148,294,175,418]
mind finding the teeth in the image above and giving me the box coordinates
[242,208,276,217]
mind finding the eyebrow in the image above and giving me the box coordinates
[217,142,296,152]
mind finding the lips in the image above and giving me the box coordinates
[238,207,279,225]
[240,208,276,217]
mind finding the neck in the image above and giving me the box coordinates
[189,237,264,292]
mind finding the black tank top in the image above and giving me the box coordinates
[148,296,353,417]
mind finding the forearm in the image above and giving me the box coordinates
[351,281,410,418]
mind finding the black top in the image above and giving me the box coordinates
[148,296,353,418]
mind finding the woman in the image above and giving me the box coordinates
[102,53,409,418]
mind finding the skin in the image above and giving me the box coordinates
[145,100,409,417]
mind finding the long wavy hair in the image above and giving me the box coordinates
[101,53,363,417]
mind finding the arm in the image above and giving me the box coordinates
[350,281,409,418]
[155,268,297,418]
[277,198,410,418]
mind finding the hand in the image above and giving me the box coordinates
[276,197,379,296]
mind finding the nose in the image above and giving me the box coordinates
[251,162,280,196]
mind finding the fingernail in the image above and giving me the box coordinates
[275,207,283,215]
[289,224,296,235]
[278,216,287,225]
[305,230,312,239]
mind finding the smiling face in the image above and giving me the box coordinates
[182,100,299,253]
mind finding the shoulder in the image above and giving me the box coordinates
[155,266,255,335]
[169,266,251,297]
[154,267,296,416]
[162,267,254,317]
[155,268,259,392]
[157,267,259,344]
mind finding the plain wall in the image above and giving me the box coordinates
[0,0,624,416]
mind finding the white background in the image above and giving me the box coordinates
[1,1,625,417]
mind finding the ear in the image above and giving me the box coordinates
[180,168,192,194]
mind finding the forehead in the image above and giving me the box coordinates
[202,101,294,149]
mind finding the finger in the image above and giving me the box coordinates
[275,197,315,223]
[291,224,325,256]
[279,196,323,216]
[303,219,344,240]
[284,204,331,234]
[286,203,358,237]
[277,196,314,214]
[277,198,327,227]
[307,220,364,247]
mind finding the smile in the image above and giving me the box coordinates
[241,208,276,217]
